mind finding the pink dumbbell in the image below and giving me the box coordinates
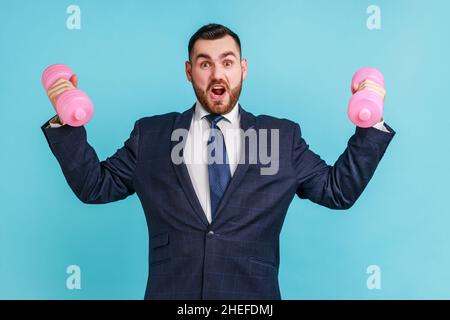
[42,64,93,127]
[348,67,384,128]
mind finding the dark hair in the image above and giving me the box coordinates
[188,23,241,61]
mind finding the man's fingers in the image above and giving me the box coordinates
[47,88,73,103]
[50,78,67,87]
[356,80,386,98]
[364,85,385,97]
[47,76,78,107]
[47,82,74,92]
[48,87,71,101]
[47,82,75,97]
[47,83,73,96]
[70,74,78,88]
[50,96,58,106]
[359,83,385,94]
[47,85,76,106]
[359,80,385,92]
[48,78,74,91]
[46,78,73,107]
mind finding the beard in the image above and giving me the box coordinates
[191,76,243,115]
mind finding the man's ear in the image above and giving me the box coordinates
[241,58,248,81]
[185,61,192,82]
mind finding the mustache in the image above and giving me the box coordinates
[207,81,229,91]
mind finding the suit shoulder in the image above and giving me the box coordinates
[135,112,180,130]
[254,113,299,130]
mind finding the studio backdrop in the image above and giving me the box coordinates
[1,0,449,299]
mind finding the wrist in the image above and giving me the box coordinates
[49,115,64,127]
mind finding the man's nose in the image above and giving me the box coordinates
[212,65,226,80]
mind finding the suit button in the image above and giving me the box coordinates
[207,230,215,238]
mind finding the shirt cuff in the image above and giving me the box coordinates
[46,115,64,128]
[372,119,390,133]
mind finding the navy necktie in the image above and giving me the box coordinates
[205,114,231,221]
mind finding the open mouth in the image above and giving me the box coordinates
[209,84,227,100]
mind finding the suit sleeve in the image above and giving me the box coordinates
[292,123,395,209]
[41,118,140,204]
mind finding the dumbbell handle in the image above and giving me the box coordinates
[351,67,385,94]
[348,67,384,128]
[42,64,93,127]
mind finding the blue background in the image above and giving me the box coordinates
[1,0,449,299]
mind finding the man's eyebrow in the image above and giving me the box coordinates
[195,51,238,61]
[219,51,238,59]
[195,53,211,60]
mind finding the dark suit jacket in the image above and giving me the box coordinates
[41,103,395,299]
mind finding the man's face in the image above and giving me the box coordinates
[185,35,248,115]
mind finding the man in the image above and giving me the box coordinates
[42,24,395,299]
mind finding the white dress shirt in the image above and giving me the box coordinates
[183,101,241,223]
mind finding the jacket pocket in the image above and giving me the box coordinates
[249,256,277,277]
[151,232,169,249]
[150,232,170,266]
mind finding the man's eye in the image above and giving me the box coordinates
[224,61,233,67]
[201,62,210,68]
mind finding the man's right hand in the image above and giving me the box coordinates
[46,74,78,125]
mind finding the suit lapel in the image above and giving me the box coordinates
[170,103,256,227]
[171,104,210,227]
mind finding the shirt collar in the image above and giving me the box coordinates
[194,100,239,124]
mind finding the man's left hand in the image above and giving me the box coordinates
[355,79,386,102]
